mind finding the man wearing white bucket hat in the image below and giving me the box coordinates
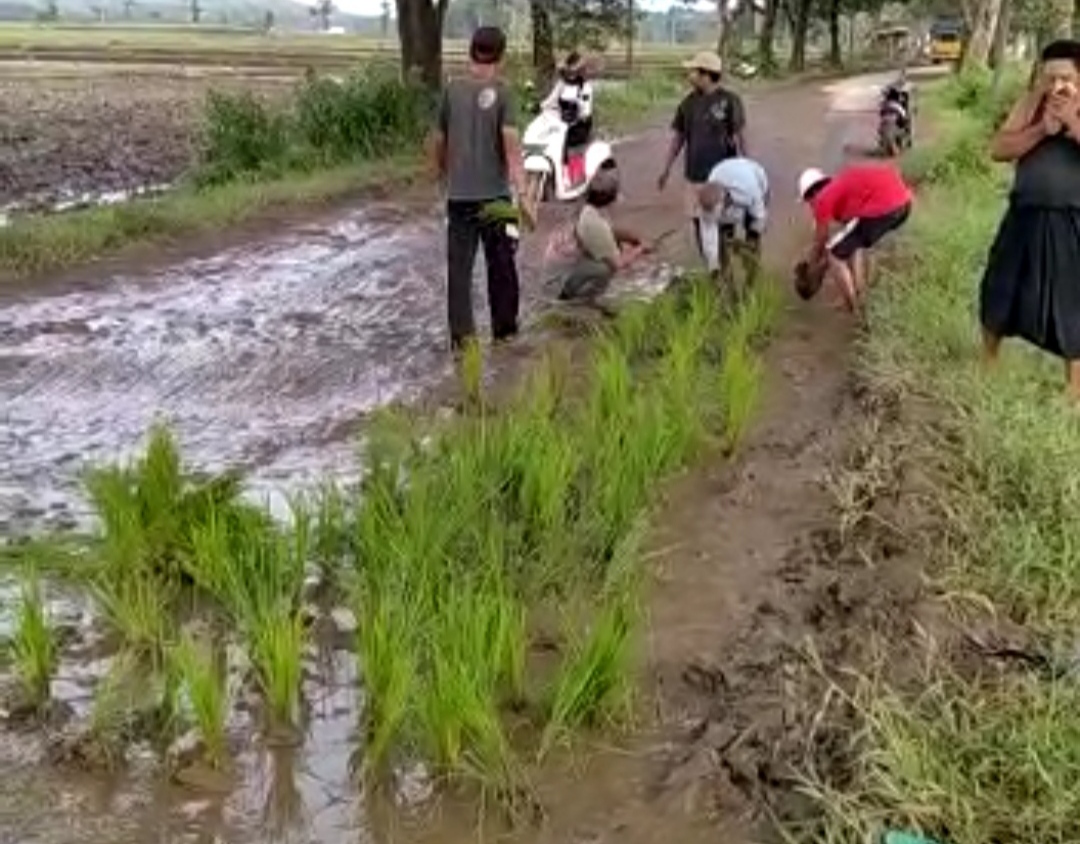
[795,163,912,312]
[656,49,748,277]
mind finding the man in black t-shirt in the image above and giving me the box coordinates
[657,50,747,275]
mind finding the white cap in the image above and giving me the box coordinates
[798,167,827,200]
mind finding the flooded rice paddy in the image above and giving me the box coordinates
[0,199,672,537]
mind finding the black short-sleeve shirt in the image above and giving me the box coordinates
[671,86,746,182]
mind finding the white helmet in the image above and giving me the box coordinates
[798,167,828,200]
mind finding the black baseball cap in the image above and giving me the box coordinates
[470,26,507,64]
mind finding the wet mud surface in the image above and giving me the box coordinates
[0,191,672,535]
[0,71,920,844]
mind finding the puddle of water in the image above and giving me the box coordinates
[0,183,175,228]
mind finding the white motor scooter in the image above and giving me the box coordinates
[521,106,614,211]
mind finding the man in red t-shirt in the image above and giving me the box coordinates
[796,164,913,312]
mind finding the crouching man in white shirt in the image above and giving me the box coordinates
[696,156,769,287]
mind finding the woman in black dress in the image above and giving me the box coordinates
[982,39,1080,399]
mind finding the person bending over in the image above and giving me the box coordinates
[697,155,769,286]
[796,163,912,313]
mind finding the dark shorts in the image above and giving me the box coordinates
[720,209,763,247]
[828,202,911,260]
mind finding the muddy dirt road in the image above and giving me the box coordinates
[0,70,904,844]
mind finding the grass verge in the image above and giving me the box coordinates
[803,70,1080,844]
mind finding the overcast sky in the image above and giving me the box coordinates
[331,0,716,17]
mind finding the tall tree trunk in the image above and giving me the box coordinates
[716,2,733,65]
[990,0,1010,98]
[1049,0,1074,39]
[788,0,812,72]
[990,0,1009,70]
[396,0,449,89]
[530,0,556,89]
[757,0,778,73]
[827,0,842,67]
[960,0,1004,71]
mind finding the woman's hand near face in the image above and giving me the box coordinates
[1047,89,1080,138]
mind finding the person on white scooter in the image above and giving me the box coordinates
[540,51,595,188]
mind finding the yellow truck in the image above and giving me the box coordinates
[929,18,963,64]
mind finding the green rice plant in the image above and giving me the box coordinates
[611,299,655,361]
[85,650,145,769]
[310,483,355,581]
[171,634,229,768]
[355,595,417,775]
[717,335,763,452]
[86,424,254,595]
[539,529,643,759]
[10,572,57,710]
[415,584,518,785]
[512,416,580,582]
[92,572,175,660]
[247,611,305,731]
[459,337,484,408]
[480,199,523,227]
[334,249,776,788]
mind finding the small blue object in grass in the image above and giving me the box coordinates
[884,831,942,844]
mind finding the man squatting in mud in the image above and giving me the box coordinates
[540,168,651,311]
[427,26,528,351]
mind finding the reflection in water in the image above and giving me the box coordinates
[262,748,304,839]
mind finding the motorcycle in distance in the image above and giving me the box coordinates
[521,84,615,212]
[878,82,912,158]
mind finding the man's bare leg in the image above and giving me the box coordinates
[1066,359,1080,403]
[826,252,859,312]
[981,327,1002,369]
[853,249,869,295]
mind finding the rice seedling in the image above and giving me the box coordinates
[717,335,763,451]
[310,483,355,582]
[415,584,519,785]
[86,425,246,582]
[92,573,175,660]
[85,650,145,769]
[248,611,306,733]
[10,572,57,711]
[354,596,417,776]
[539,531,643,759]
[459,337,485,408]
[172,634,229,768]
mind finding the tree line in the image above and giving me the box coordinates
[391,0,1080,92]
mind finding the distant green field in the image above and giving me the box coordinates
[0,23,697,75]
